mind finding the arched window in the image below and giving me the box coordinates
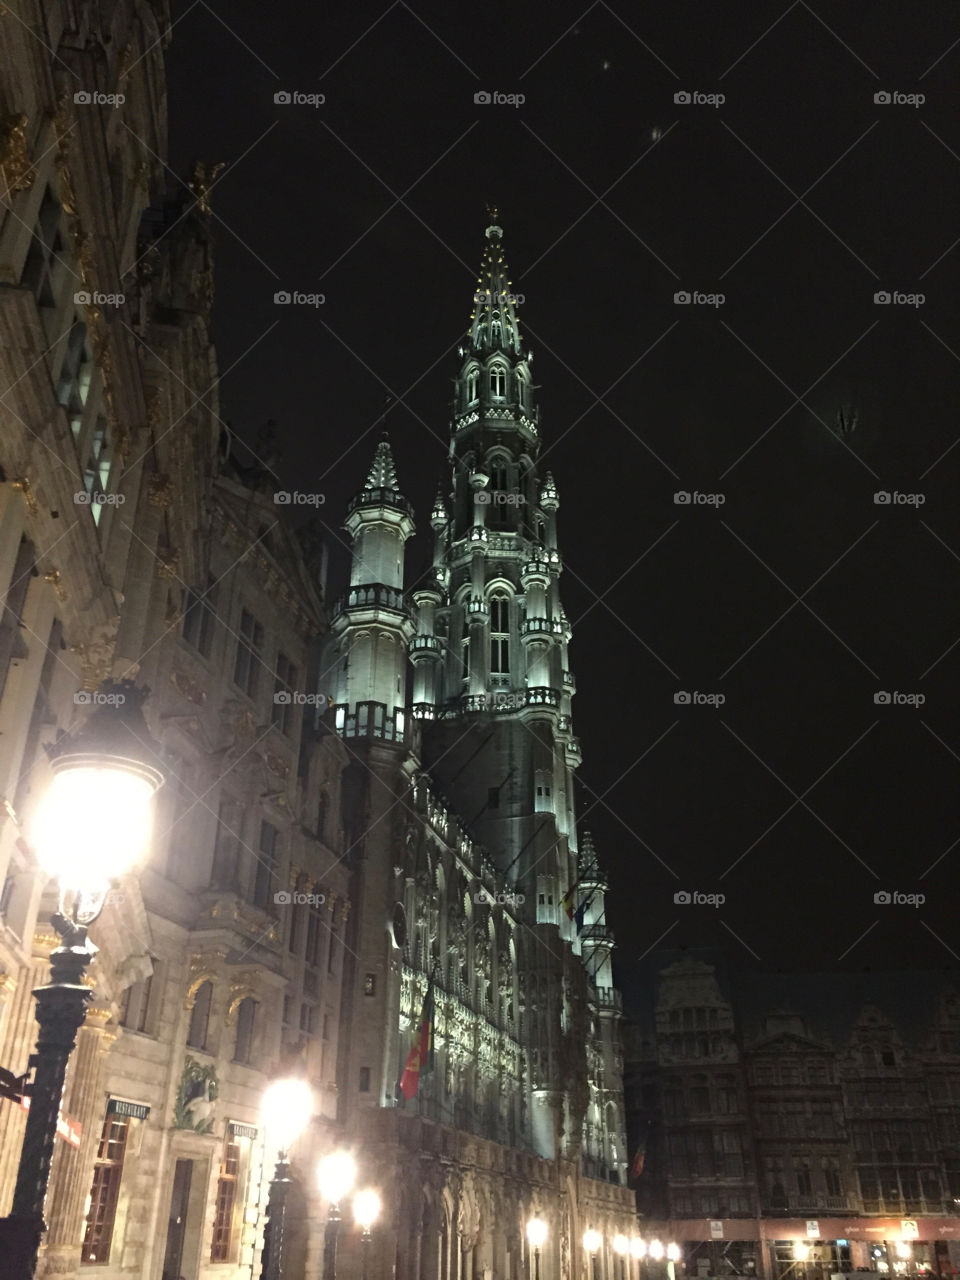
[233,997,257,1065]
[188,981,213,1050]
[516,367,526,408]
[488,459,509,492]
[490,319,502,346]
[489,365,506,398]
[490,596,510,675]
[466,368,479,404]
[461,636,470,685]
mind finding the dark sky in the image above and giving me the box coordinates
[165,0,960,986]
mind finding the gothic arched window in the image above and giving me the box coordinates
[490,596,510,675]
[466,368,479,405]
[489,365,506,398]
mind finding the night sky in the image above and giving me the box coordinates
[164,0,960,986]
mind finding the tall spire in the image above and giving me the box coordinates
[365,435,400,492]
[469,206,523,357]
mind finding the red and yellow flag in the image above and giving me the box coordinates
[399,978,435,1099]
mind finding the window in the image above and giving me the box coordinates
[364,973,376,996]
[534,770,552,812]
[252,820,278,910]
[306,898,325,969]
[316,794,327,841]
[81,418,113,524]
[359,1066,371,1092]
[466,368,479,404]
[490,595,510,674]
[187,981,213,1050]
[300,1002,316,1036]
[119,970,154,1034]
[328,917,340,976]
[56,320,93,437]
[81,1113,130,1262]
[211,798,241,889]
[182,581,217,656]
[0,874,15,918]
[795,1159,813,1195]
[233,608,264,698]
[272,652,298,734]
[210,1135,241,1262]
[461,636,470,685]
[22,188,70,340]
[690,1086,710,1114]
[233,997,257,1065]
[489,365,506,397]
[823,1158,842,1196]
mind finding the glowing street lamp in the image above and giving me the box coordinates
[666,1242,681,1280]
[649,1241,665,1262]
[354,1189,381,1280]
[527,1217,548,1280]
[318,1150,357,1280]
[584,1230,603,1280]
[631,1239,648,1261]
[259,1079,313,1279]
[614,1234,630,1280]
[0,682,164,1278]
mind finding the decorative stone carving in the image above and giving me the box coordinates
[11,477,38,516]
[70,618,120,689]
[173,1056,218,1133]
[171,668,207,705]
[0,113,35,191]
[188,160,225,215]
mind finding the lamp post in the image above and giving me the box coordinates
[632,1237,648,1280]
[318,1150,356,1280]
[354,1188,381,1280]
[584,1229,603,1280]
[259,1078,313,1279]
[0,681,164,1278]
[527,1217,548,1280]
[614,1234,630,1280]
[667,1241,681,1280]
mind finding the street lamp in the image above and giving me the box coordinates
[0,681,163,1277]
[614,1234,630,1280]
[259,1078,313,1279]
[584,1229,603,1280]
[667,1242,681,1280]
[354,1188,381,1280]
[649,1241,665,1262]
[527,1217,548,1280]
[318,1150,357,1280]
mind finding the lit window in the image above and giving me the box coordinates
[211,1135,241,1262]
[489,365,506,397]
[466,368,479,404]
[80,1114,130,1262]
[490,595,510,674]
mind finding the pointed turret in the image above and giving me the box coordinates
[330,436,415,741]
[469,206,523,357]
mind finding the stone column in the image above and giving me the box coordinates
[37,1010,115,1277]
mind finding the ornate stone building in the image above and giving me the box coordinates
[324,213,635,1280]
[624,957,960,1280]
[0,5,635,1279]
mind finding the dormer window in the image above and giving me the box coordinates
[466,368,479,405]
[489,365,506,398]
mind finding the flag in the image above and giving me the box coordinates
[574,888,597,935]
[399,978,435,1099]
[560,879,581,920]
[629,1146,646,1182]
